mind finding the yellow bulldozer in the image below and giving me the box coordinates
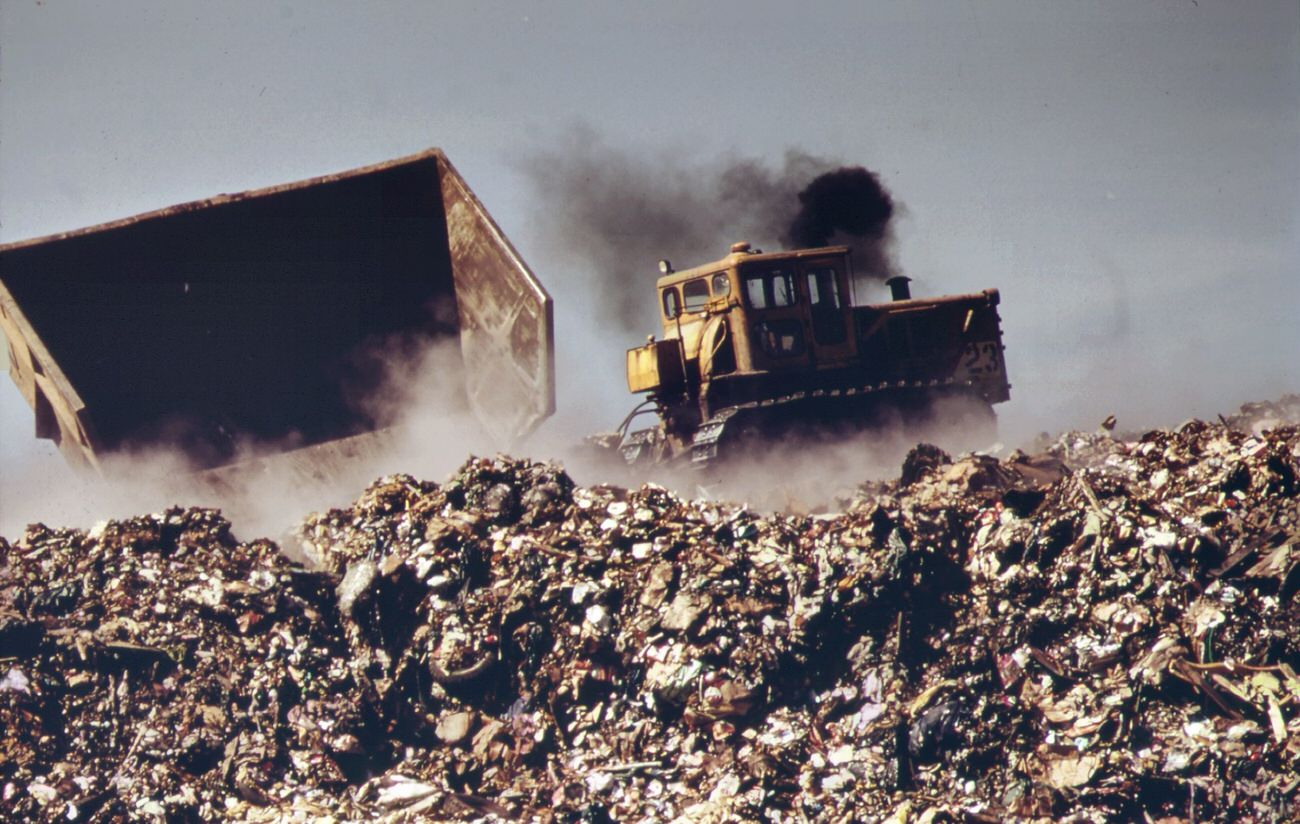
[616,241,1010,468]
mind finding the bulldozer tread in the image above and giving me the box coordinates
[687,378,994,471]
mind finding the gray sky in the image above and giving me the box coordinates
[1,1,1297,517]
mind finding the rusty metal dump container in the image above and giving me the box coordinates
[0,149,554,471]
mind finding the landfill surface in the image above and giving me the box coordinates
[2,395,1299,823]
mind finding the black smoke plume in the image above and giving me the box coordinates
[519,127,898,329]
[785,166,895,280]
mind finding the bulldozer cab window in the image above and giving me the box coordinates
[806,267,841,309]
[662,287,681,319]
[806,266,847,345]
[743,268,798,310]
[683,279,711,313]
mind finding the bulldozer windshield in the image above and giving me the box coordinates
[742,266,799,310]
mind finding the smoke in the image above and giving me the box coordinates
[517,126,900,329]
[785,165,896,282]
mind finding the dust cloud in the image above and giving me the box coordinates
[560,392,1006,514]
[0,330,1003,544]
[0,335,495,546]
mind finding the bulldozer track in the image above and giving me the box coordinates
[688,375,989,470]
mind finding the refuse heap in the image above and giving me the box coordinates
[1,397,1298,822]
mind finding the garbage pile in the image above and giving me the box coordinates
[1,399,1298,822]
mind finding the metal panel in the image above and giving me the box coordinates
[438,154,555,445]
[627,339,685,395]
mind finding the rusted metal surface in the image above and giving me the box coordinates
[0,149,554,471]
[437,155,555,444]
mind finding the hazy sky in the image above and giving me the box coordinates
[1,1,1297,519]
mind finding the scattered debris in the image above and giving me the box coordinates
[1,398,1298,821]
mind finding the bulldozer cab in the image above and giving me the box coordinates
[734,248,856,371]
[629,243,868,404]
[630,244,860,399]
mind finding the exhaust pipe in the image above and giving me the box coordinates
[885,275,912,301]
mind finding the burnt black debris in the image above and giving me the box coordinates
[1,398,1298,821]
